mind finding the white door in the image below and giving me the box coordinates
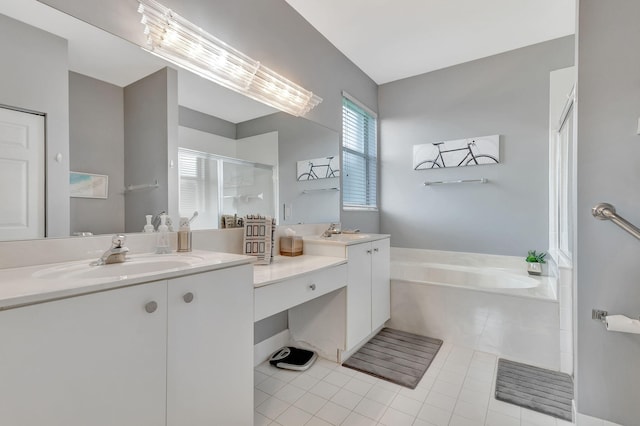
[166,265,254,426]
[371,238,391,330]
[0,282,168,426]
[346,242,373,349]
[0,107,45,240]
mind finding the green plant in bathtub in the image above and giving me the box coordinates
[525,250,546,275]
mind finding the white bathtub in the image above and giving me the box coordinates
[388,248,560,369]
[391,261,555,298]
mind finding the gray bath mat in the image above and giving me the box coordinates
[496,358,573,422]
[342,328,443,389]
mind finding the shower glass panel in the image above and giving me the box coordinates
[222,160,275,221]
[178,148,276,229]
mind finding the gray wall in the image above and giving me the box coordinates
[575,1,640,424]
[124,67,178,232]
[0,14,70,238]
[69,72,125,235]
[378,36,574,255]
[179,106,236,139]
[39,0,380,231]
[238,112,340,225]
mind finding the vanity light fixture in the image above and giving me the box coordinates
[137,0,322,116]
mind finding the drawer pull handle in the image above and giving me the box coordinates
[145,301,158,314]
[309,284,316,291]
[366,249,372,254]
[183,292,194,303]
[374,248,379,253]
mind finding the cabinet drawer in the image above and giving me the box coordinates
[255,264,347,321]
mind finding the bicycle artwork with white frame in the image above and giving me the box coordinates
[413,134,500,170]
[296,156,340,180]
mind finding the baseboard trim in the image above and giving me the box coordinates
[254,329,290,367]
[339,323,386,363]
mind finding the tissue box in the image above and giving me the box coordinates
[280,236,303,256]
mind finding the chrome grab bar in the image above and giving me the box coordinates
[592,203,640,240]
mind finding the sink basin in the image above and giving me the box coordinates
[33,254,206,281]
[303,234,371,244]
[327,234,370,241]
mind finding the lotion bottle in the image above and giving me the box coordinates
[155,214,172,254]
[143,215,154,233]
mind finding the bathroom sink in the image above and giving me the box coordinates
[327,234,370,241]
[33,254,206,281]
[303,234,372,244]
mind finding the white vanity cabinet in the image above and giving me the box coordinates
[303,235,391,353]
[0,280,168,426]
[346,238,391,350]
[167,265,253,426]
[0,264,253,426]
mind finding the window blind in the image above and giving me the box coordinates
[342,96,377,209]
[178,149,207,217]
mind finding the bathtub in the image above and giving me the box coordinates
[388,248,560,369]
[391,261,555,298]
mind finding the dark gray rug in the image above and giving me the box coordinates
[342,328,443,389]
[496,358,574,422]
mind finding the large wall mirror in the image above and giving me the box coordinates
[0,0,339,241]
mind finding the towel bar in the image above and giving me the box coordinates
[424,178,488,186]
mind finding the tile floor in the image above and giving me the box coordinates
[254,342,574,426]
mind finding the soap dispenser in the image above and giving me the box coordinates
[155,214,172,254]
[143,215,155,233]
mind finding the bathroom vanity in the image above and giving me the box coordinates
[299,234,391,357]
[0,251,254,426]
[252,234,391,363]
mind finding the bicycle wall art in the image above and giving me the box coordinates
[296,156,340,180]
[413,134,500,170]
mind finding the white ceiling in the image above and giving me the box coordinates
[284,0,576,84]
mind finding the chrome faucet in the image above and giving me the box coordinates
[322,223,341,237]
[92,234,129,265]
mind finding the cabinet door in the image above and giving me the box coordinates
[0,282,167,426]
[346,242,373,349]
[371,238,391,330]
[167,265,253,426]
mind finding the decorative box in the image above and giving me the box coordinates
[280,236,303,256]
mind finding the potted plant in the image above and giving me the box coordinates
[525,250,546,275]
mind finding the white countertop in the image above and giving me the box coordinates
[253,255,347,288]
[0,250,253,310]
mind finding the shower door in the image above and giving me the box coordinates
[221,159,275,221]
[178,148,276,229]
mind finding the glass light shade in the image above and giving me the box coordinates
[138,0,322,116]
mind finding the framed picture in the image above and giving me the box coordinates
[296,156,340,180]
[70,172,109,199]
[413,135,500,170]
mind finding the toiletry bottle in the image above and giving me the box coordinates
[156,214,172,254]
[143,215,155,233]
[177,217,192,252]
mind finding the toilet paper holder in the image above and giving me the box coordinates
[593,309,640,322]
[592,309,609,322]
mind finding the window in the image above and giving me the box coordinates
[178,148,219,228]
[342,94,378,210]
